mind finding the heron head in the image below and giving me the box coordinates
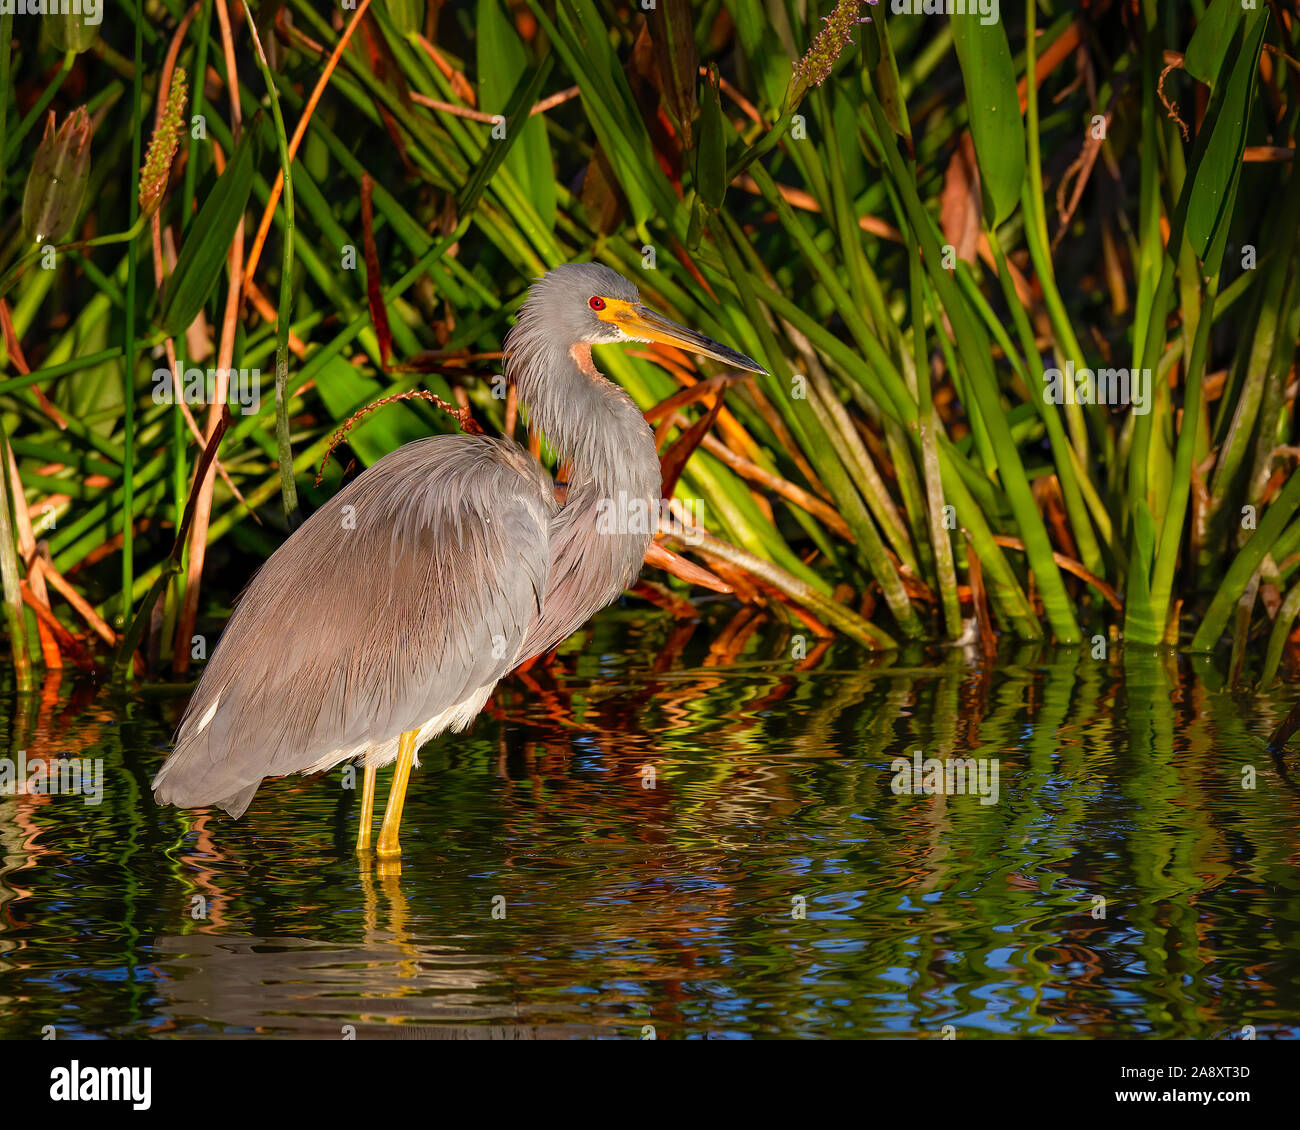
[520,262,767,375]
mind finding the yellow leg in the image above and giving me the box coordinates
[376,729,419,860]
[355,760,377,853]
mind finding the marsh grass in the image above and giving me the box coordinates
[1,0,1299,681]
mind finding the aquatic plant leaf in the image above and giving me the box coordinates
[157,120,260,338]
[950,14,1024,226]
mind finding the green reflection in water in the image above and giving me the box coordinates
[0,616,1298,1039]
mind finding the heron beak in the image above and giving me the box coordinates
[616,304,767,375]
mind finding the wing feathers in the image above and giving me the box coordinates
[153,435,556,813]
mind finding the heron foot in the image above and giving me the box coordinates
[373,728,419,861]
[355,760,377,854]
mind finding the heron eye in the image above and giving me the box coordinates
[588,296,606,311]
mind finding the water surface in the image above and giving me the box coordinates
[1,612,1298,1039]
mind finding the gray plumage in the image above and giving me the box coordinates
[154,263,662,817]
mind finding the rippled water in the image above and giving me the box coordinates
[2,613,1299,1039]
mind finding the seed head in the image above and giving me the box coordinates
[791,1,879,97]
[140,70,189,221]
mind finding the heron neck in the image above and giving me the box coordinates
[513,343,660,504]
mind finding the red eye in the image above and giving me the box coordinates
[589,296,606,311]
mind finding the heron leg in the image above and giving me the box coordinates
[375,729,419,859]
[355,759,377,854]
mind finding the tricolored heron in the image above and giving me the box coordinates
[152,263,766,859]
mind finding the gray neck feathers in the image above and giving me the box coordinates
[504,329,660,507]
